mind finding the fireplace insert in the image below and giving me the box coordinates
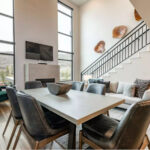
[36,78,55,87]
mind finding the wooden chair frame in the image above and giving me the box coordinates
[79,130,150,150]
[13,122,69,150]
[2,110,22,150]
[3,110,12,136]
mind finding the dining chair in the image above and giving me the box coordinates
[3,86,22,150]
[25,80,67,123]
[13,92,69,150]
[86,83,106,95]
[71,82,84,91]
[79,99,150,149]
[86,83,109,116]
[25,81,43,89]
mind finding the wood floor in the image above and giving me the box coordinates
[0,101,149,150]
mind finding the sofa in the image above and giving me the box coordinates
[88,79,150,109]
[106,92,141,109]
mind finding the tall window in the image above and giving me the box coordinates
[58,1,73,81]
[0,0,14,85]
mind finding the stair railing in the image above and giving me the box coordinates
[81,21,150,80]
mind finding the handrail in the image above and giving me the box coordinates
[81,21,150,80]
[81,21,144,74]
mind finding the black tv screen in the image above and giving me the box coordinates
[26,41,53,61]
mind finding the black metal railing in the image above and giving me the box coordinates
[81,21,150,80]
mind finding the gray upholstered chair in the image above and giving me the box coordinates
[86,83,108,116]
[86,83,106,95]
[71,82,84,91]
[25,81,43,89]
[25,81,67,125]
[13,92,69,150]
[79,100,150,149]
[3,86,22,150]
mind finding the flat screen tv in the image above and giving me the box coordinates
[26,41,53,61]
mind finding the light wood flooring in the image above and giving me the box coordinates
[0,100,148,150]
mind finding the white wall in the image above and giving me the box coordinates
[80,0,139,71]
[15,0,79,90]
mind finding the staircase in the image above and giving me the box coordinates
[81,21,150,80]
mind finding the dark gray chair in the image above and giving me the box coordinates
[25,81,43,89]
[71,82,84,91]
[86,83,108,116]
[86,83,106,95]
[13,92,69,150]
[3,86,22,150]
[79,100,150,149]
[25,80,67,126]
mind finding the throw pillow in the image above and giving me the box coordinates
[123,84,136,97]
[117,82,126,94]
[88,79,104,84]
[97,81,110,92]
[134,79,150,98]
[142,89,150,100]
[109,82,118,93]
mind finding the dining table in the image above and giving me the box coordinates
[22,88,125,149]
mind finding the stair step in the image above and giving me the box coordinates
[139,48,150,54]
[115,65,123,69]
[103,73,110,78]
[130,53,141,59]
[109,69,116,73]
[123,60,132,64]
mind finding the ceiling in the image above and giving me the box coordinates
[69,0,89,6]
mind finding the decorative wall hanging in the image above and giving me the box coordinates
[94,41,105,53]
[113,25,128,39]
[134,9,142,21]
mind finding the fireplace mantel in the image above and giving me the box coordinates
[24,63,60,83]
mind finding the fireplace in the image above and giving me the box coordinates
[36,78,55,87]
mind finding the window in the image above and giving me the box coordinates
[0,0,14,85]
[58,1,73,81]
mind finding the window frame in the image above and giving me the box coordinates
[58,1,74,82]
[0,0,15,84]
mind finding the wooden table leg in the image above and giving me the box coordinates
[68,123,76,149]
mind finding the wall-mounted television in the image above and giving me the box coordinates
[26,41,53,61]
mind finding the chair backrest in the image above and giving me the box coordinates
[25,81,43,89]
[111,99,150,149]
[71,82,84,91]
[86,83,106,95]
[16,92,58,139]
[6,86,22,119]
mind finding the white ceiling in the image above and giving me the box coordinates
[69,0,89,6]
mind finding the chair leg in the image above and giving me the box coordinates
[148,144,150,150]
[106,111,109,116]
[13,125,22,150]
[79,131,83,150]
[140,135,150,150]
[3,110,12,136]
[146,135,150,150]
[6,120,19,150]
[49,142,54,150]
[34,141,39,150]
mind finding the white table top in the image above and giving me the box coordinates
[23,88,125,125]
